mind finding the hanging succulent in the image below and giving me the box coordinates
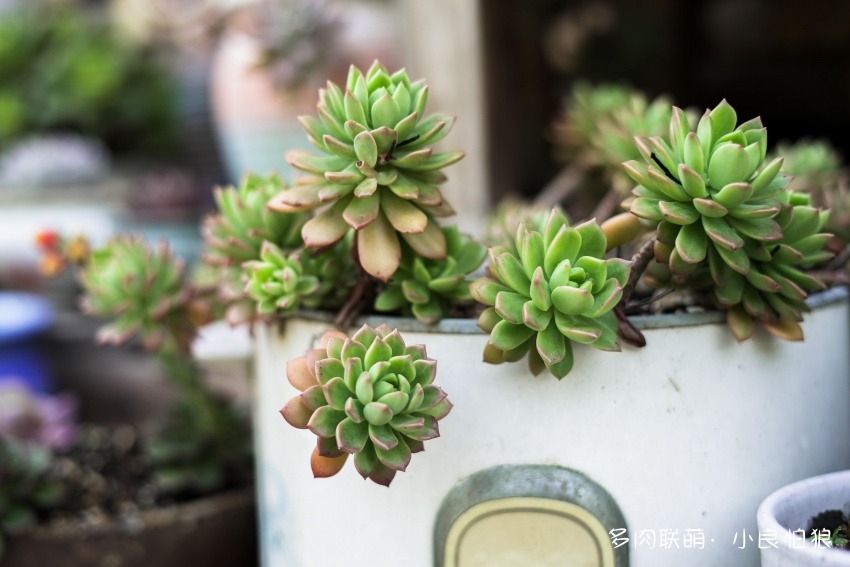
[717,191,833,341]
[470,210,630,378]
[374,226,486,324]
[244,238,353,317]
[280,324,452,486]
[268,61,464,281]
[623,100,790,283]
[79,236,207,353]
[553,82,674,192]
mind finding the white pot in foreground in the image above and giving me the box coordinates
[758,470,850,566]
[255,288,850,567]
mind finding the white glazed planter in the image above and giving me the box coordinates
[254,288,850,567]
[758,470,850,566]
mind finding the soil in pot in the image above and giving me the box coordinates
[806,509,850,550]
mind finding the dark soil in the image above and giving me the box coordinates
[808,509,850,551]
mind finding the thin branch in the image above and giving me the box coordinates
[827,243,850,271]
[533,165,584,208]
[333,271,371,331]
[622,235,657,304]
[624,288,674,314]
[615,306,646,348]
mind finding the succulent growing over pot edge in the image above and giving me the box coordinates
[269,61,464,281]
[471,210,630,378]
[0,381,77,452]
[374,226,487,324]
[280,324,452,486]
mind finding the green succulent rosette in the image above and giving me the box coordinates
[777,139,849,244]
[0,437,64,559]
[714,191,832,341]
[244,239,352,316]
[486,199,568,253]
[554,82,673,192]
[374,226,487,324]
[203,173,309,323]
[268,61,464,281]
[79,236,194,350]
[470,210,630,379]
[623,100,793,282]
[280,324,452,486]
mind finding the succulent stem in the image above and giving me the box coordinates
[533,165,584,208]
[622,235,657,304]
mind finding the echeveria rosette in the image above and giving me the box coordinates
[79,236,197,351]
[374,227,487,324]
[715,191,833,342]
[268,61,464,281]
[244,239,353,316]
[280,324,451,486]
[203,173,309,323]
[470,211,630,379]
[623,100,790,282]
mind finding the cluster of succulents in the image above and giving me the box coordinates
[281,325,451,486]
[0,381,77,452]
[553,82,674,192]
[0,436,64,557]
[251,0,341,91]
[374,226,486,324]
[471,210,630,378]
[270,61,464,281]
[622,100,834,339]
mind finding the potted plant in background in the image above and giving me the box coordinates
[232,62,850,567]
[1,233,256,566]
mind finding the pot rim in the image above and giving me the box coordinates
[289,286,849,335]
[756,469,850,562]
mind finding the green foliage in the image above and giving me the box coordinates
[374,227,486,324]
[269,61,464,281]
[0,437,64,558]
[280,325,451,486]
[0,6,175,151]
[486,199,569,253]
[471,210,630,378]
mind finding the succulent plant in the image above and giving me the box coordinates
[374,227,486,324]
[280,324,452,486]
[470,210,630,378]
[776,139,850,244]
[79,236,204,352]
[251,0,341,91]
[553,82,673,192]
[717,191,833,341]
[0,380,77,452]
[244,238,353,316]
[202,173,310,323]
[269,61,464,281]
[0,436,64,558]
[623,100,793,283]
[0,134,109,187]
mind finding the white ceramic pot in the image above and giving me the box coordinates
[254,288,850,567]
[758,470,850,566]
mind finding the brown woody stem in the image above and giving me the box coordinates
[622,235,657,304]
[533,165,584,208]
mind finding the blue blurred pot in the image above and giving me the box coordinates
[0,292,54,392]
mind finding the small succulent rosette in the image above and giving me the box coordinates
[374,226,487,324]
[280,324,452,486]
[471,210,630,379]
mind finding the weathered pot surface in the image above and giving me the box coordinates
[758,470,850,567]
[3,488,257,567]
[256,287,850,567]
